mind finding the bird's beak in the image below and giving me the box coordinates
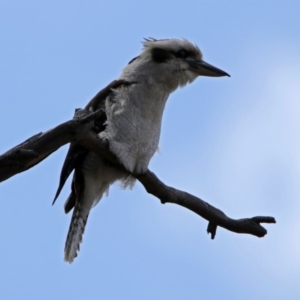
[187,59,230,77]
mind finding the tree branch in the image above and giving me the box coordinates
[0,108,276,238]
[137,171,275,238]
[0,109,104,182]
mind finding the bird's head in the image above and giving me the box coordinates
[126,38,229,91]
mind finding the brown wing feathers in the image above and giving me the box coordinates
[52,80,131,211]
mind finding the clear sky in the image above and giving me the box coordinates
[0,1,299,299]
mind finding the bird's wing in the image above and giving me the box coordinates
[84,79,128,111]
[64,165,85,214]
[52,79,130,208]
[52,143,88,206]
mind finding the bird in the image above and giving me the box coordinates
[53,38,229,263]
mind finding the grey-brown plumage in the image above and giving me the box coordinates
[53,38,229,263]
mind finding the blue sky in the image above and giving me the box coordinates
[0,1,300,299]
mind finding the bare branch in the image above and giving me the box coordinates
[0,109,104,182]
[136,171,276,238]
[0,108,276,238]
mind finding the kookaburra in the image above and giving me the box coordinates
[53,38,229,263]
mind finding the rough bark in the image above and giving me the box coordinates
[0,108,276,238]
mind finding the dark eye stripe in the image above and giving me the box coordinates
[176,49,189,58]
[151,48,172,63]
[150,48,191,63]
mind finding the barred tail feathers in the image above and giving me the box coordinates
[64,205,89,263]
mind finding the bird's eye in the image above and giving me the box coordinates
[176,49,189,58]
